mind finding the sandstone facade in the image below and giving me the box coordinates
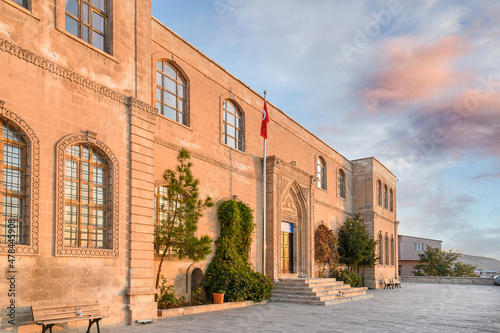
[0,0,398,330]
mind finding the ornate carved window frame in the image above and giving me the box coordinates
[55,131,119,257]
[0,101,40,255]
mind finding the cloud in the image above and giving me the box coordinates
[361,35,469,110]
[471,172,500,180]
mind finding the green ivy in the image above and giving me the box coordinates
[204,200,273,302]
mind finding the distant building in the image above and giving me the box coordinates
[398,235,442,276]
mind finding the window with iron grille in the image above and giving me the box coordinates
[378,233,383,265]
[316,157,326,190]
[154,186,184,257]
[338,169,346,198]
[377,180,382,206]
[384,184,388,209]
[385,235,389,265]
[65,0,109,53]
[390,188,394,212]
[222,100,244,151]
[0,121,29,245]
[391,236,395,266]
[156,61,188,125]
[64,143,111,248]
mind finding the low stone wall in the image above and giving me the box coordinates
[157,300,263,318]
[401,276,496,285]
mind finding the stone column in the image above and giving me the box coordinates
[125,97,158,324]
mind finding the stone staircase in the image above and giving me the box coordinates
[270,278,373,306]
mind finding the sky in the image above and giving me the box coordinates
[151,0,500,260]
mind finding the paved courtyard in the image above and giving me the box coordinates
[104,283,500,333]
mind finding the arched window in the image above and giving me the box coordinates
[385,234,389,265]
[65,0,109,52]
[13,0,29,9]
[316,157,326,190]
[377,180,382,206]
[389,189,394,212]
[378,233,383,265]
[222,100,244,151]
[0,120,29,245]
[154,186,168,254]
[391,236,395,266]
[338,169,346,199]
[64,143,111,249]
[384,184,388,209]
[156,60,188,125]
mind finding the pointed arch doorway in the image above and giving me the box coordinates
[280,222,294,273]
[265,156,312,280]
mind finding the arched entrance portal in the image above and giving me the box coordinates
[278,181,309,277]
[265,156,312,280]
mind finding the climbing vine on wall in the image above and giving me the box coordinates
[314,224,340,277]
[204,199,273,302]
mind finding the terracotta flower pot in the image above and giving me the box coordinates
[213,293,225,304]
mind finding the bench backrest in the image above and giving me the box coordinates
[32,304,101,322]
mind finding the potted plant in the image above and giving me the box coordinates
[213,290,225,304]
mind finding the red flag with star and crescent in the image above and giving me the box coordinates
[260,100,269,139]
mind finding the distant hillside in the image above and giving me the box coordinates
[459,254,500,272]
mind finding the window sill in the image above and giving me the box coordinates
[3,1,41,21]
[0,243,37,256]
[56,246,118,258]
[219,141,246,155]
[56,27,118,64]
[315,186,328,193]
[157,113,193,131]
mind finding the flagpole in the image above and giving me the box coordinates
[262,90,267,276]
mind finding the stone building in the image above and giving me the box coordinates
[398,235,442,276]
[0,0,398,330]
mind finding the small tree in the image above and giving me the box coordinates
[314,225,339,277]
[154,148,214,289]
[452,262,477,277]
[416,247,477,277]
[337,214,377,273]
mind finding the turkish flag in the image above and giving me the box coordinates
[260,100,269,139]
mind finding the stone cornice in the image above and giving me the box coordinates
[154,138,263,182]
[0,37,156,116]
[125,96,159,118]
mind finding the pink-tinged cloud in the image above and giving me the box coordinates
[361,36,469,110]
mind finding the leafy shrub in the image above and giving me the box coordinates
[157,277,186,309]
[205,200,273,302]
[190,287,206,306]
[330,268,363,288]
[248,271,274,302]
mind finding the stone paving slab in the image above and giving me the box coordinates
[103,283,500,333]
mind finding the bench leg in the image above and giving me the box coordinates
[86,318,102,333]
[42,324,54,333]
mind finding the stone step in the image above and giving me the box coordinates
[271,278,370,306]
[272,285,352,296]
[276,280,344,288]
[270,294,373,306]
[271,288,367,302]
[273,283,350,292]
[279,278,338,283]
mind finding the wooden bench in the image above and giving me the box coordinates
[383,279,394,289]
[31,303,104,333]
[392,278,401,288]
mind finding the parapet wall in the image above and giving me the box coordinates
[401,276,496,286]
